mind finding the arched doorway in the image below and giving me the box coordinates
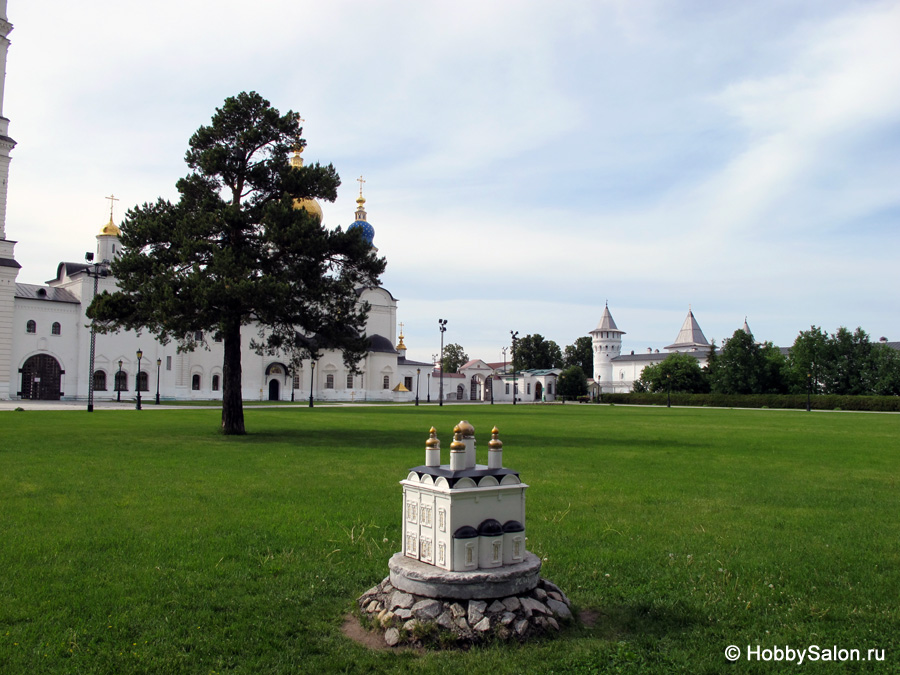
[21,354,63,400]
[456,384,465,400]
[470,376,481,401]
[268,379,280,401]
[534,381,543,401]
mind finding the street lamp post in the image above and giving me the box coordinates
[309,361,316,408]
[429,353,438,403]
[438,319,447,407]
[510,331,519,405]
[84,252,105,413]
[501,347,508,403]
[155,358,162,405]
[117,360,123,402]
[415,368,420,406]
[135,349,143,410]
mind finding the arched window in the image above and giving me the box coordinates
[51,322,61,335]
[212,374,220,391]
[191,374,201,391]
[193,331,203,342]
[292,371,300,389]
[325,374,334,389]
[383,375,390,390]
[115,370,128,392]
[26,320,36,334]
[93,370,107,391]
[138,371,149,391]
[346,373,353,389]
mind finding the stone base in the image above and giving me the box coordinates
[389,551,542,600]
[357,573,574,647]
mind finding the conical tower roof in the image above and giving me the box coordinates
[590,303,625,335]
[665,308,710,351]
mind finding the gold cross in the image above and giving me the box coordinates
[399,322,404,335]
[105,194,119,221]
[357,175,366,197]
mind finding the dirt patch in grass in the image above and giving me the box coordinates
[579,608,599,627]
[341,614,391,650]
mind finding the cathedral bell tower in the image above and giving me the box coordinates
[589,303,624,391]
[0,0,18,400]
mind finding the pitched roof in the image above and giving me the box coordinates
[665,309,710,350]
[15,283,80,304]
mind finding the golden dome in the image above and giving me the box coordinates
[99,217,121,237]
[293,197,323,221]
[426,427,439,448]
[458,420,475,438]
[450,427,465,452]
[489,426,502,450]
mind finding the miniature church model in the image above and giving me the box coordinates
[401,422,528,572]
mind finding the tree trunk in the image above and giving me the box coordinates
[221,319,245,435]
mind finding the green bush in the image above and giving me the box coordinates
[599,392,900,412]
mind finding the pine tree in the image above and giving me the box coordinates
[89,92,385,434]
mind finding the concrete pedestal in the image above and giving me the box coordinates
[389,551,541,600]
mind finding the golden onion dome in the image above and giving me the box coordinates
[426,427,439,447]
[450,425,465,451]
[458,420,475,438]
[293,197,323,222]
[99,217,121,237]
[489,426,502,450]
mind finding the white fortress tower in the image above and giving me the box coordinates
[590,303,624,391]
[0,0,17,400]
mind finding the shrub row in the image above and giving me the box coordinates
[598,392,900,412]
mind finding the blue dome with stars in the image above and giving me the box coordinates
[348,219,375,245]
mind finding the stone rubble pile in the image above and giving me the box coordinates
[357,576,573,646]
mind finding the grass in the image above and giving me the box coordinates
[1,405,898,673]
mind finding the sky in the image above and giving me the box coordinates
[4,0,900,365]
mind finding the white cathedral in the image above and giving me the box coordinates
[0,3,725,405]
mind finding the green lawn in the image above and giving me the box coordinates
[1,405,898,673]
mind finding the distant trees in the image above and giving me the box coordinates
[786,326,828,393]
[633,353,709,394]
[787,326,900,396]
[563,336,593,375]
[441,343,468,374]
[557,365,588,398]
[513,334,563,371]
[707,330,788,395]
